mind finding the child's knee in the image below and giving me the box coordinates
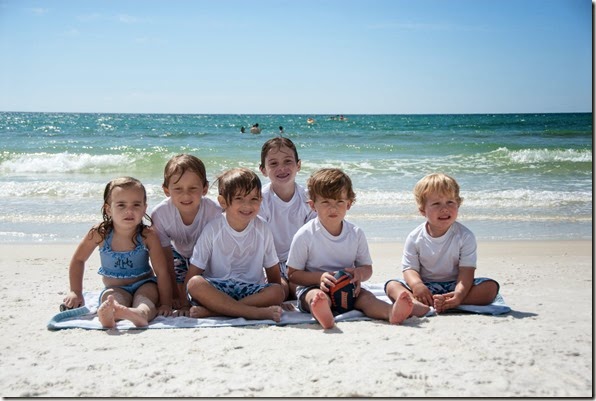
[101,288,131,305]
[486,280,500,297]
[385,280,407,300]
[187,275,207,296]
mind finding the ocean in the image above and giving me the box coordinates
[0,112,592,244]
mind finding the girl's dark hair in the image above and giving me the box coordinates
[90,176,151,245]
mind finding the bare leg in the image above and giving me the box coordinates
[187,276,283,322]
[353,289,413,324]
[98,288,132,328]
[305,290,335,329]
[127,282,159,325]
[434,280,500,313]
[237,284,285,308]
[462,281,499,305]
[385,281,430,317]
[97,283,158,328]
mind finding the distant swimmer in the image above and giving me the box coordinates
[307,118,315,124]
[240,126,246,133]
[279,126,284,135]
[250,123,261,134]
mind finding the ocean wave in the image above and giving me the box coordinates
[492,147,592,164]
[0,180,166,198]
[0,152,133,173]
[353,188,592,210]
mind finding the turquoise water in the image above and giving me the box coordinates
[0,112,592,243]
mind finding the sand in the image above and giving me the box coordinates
[0,240,592,397]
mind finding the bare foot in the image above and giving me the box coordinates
[98,295,117,328]
[261,305,283,322]
[310,292,334,329]
[433,294,446,314]
[189,305,216,318]
[411,299,431,317]
[389,291,414,324]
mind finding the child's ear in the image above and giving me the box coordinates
[202,183,209,196]
[217,195,227,209]
[307,199,315,211]
[419,207,426,216]
[259,164,268,177]
[162,185,171,197]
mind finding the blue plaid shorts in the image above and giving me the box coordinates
[172,248,189,283]
[189,278,273,303]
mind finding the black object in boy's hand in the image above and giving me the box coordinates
[329,270,356,314]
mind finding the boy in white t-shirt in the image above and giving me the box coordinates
[185,168,284,322]
[150,154,222,313]
[258,137,316,301]
[385,173,499,315]
[287,168,413,329]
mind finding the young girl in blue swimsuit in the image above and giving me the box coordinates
[62,177,173,328]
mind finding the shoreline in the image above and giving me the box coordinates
[0,240,592,397]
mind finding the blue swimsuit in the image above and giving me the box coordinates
[97,231,157,301]
[98,231,153,279]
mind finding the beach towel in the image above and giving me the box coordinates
[47,283,510,330]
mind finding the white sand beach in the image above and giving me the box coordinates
[0,240,592,397]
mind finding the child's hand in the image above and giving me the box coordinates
[343,267,362,297]
[433,292,463,313]
[63,291,84,309]
[319,272,336,292]
[411,283,433,306]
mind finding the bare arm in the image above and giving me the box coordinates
[63,230,100,308]
[287,266,325,287]
[144,228,173,315]
[344,264,372,283]
[403,269,433,306]
[161,245,181,306]
[344,265,372,296]
[265,263,282,286]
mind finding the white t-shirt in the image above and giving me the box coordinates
[150,197,222,259]
[258,182,317,262]
[402,221,477,282]
[287,217,372,273]
[189,214,279,284]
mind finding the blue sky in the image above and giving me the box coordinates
[0,0,592,114]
